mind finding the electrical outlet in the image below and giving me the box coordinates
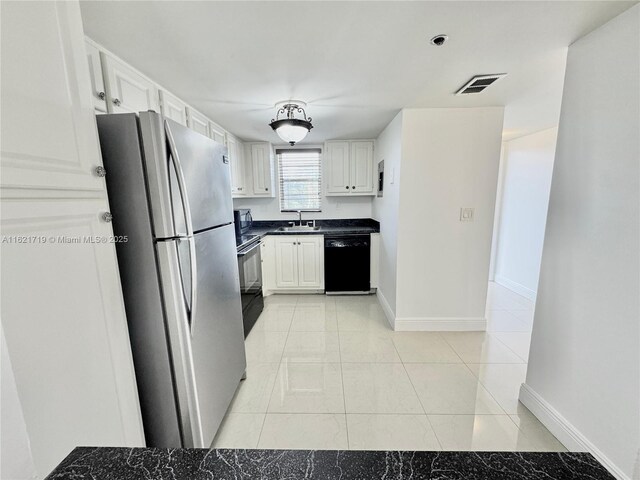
[460,207,474,222]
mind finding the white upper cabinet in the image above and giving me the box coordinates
[227,134,246,196]
[325,141,351,194]
[248,143,274,197]
[325,140,375,196]
[85,39,106,112]
[100,52,160,114]
[159,90,188,126]
[350,141,374,193]
[186,107,210,137]
[208,121,227,145]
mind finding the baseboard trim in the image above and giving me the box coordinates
[394,317,486,331]
[375,289,395,330]
[494,275,537,301]
[519,383,629,480]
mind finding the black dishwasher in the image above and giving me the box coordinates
[324,234,371,293]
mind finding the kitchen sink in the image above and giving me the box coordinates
[276,225,321,232]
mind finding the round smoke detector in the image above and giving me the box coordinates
[430,34,448,46]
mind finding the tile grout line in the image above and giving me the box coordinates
[488,331,530,363]
[392,333,444,451]
[335,298,351,450]
[255,296,298,448]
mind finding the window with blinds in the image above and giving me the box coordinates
[277,148,322,212]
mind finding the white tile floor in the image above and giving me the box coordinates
[212,282,566,452]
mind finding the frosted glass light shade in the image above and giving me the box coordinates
[275,123,310,144]
[269,118,313,146]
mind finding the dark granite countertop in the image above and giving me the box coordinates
[46,447,615,480]
[247,218,380,238]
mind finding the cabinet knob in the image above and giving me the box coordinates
[97,91,106,100]
[345,186,349,189]
[102,212,113,223]
[352,186,356,189]
[265,188,269,191]
[112,98,121,106]
[94,166,107,177]
[238,187,243,191]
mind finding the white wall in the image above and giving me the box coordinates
[371,111,403,319]
[233,195,373,221]
[493,128,557,299]
[394,108,504,330]
[521,5,639,479]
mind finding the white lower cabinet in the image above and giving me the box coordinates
[263,235,324,293]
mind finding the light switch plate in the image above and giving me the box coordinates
[460,207,474,222]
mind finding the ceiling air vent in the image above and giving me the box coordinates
[455,74,507,95]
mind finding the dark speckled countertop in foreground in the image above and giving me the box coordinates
[46,447,615,479]
[247,218,380,237]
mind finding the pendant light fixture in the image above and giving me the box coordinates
[269,101,313,145]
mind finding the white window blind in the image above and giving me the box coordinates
[277,148,322,212]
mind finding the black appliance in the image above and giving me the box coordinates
[324,234,371,293]
[234,209,263,336]
[234,209,253,238]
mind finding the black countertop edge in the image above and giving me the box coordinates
[46,447,615,480]
[247,218,380,237]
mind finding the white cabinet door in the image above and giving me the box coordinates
[186,107,210,137]
[208,121,227,145]
[350,141,374,194]
[274,237,299,288]
[227,134,246,196]
[85,39,106,112]
[159,90,188,126]
[325,141,351,194]
[101,52,159,114]
[2,13,108,194]
[297,236,324,288]
[250,143,273,197]
[1,2,144,476]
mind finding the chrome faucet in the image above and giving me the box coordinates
[297,210,303,226]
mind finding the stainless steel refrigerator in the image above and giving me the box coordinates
[96,112,246,448]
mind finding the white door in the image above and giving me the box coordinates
[297,236,323,288]
[159,90,188,126]
[350,141,374,194]
[84,39,107,112]
[101,51,160,114]
[208,121,227,145]
[275,237,299,288]
[0,2,144,477]
[250,143,272,196]
[325,141,351,194]
[227,134,245,196]
[186,107,210,137]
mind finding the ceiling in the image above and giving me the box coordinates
[80,1,635,144]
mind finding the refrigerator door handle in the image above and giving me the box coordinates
[165,120,195,237]
[155,239,203,447]
[187,236,198,333]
